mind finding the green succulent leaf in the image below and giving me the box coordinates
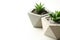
[49,13,56,18]
[49,11,60,23]
[49,13,53,17]
[55,11,60,17]
[35,3,44,13]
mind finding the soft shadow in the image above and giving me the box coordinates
[57,38,60,40]
[33,26,43,29]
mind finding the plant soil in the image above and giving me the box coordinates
[31,9,48,15]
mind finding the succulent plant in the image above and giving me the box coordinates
[35,3,45,14]
[49,11,60,23]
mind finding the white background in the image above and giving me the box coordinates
[0,0,60,40]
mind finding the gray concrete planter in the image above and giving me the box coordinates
[41,16,60,39]
[28,8,49,28]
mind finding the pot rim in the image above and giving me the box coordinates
[28,8,49,18]
[44,16,60,26]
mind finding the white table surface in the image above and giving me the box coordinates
[0,0,60,40]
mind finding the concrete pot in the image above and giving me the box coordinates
[28,8,49,28]
[41,16,60,39]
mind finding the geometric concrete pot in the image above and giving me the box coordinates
[41,16,60,39]
[28,9,49,28]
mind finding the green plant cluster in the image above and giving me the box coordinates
[35,3,60,23]
[49,11,60,22]
[35,3,44,13]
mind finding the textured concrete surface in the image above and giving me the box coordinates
[42,16,60,40]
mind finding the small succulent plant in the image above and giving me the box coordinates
[35,3,45,14]
[49,11,60,23]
